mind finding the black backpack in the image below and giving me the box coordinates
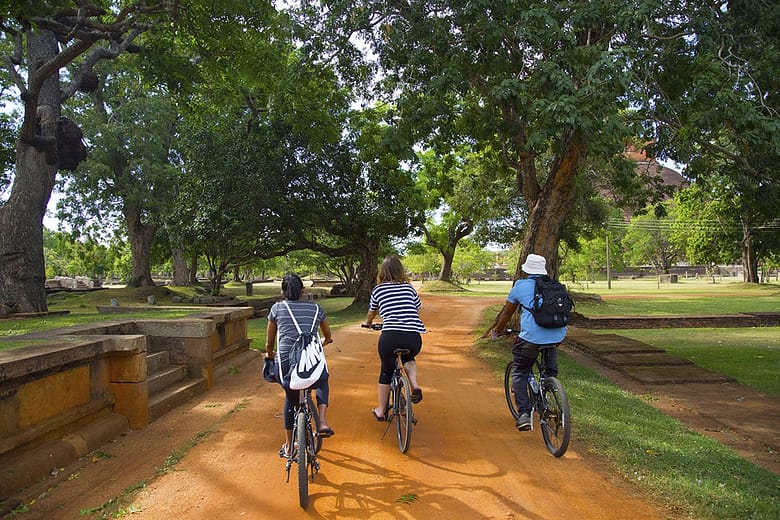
[522,275,574,328]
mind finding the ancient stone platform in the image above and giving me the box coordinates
[564,328,736,385]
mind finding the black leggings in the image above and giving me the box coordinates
[377,330,422,385]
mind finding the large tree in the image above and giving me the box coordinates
[295,0,664,278]
[417,147,510,282]
[0,1,171,314]
[58,59,178,287]
[641,1,780,282]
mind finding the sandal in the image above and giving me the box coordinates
[411,388,423,404]
[318,428,335,438]
[371,408,386,422]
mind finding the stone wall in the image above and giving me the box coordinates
[0,307,253,499]
[569,311,780,329]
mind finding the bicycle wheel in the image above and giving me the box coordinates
[504,362,520,420]
[307,393,323,453]
[539,376,571,457]
[395,373,413,453]
[296,412,309,509]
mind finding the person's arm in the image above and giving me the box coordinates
[265,319,277,359]
[362,309,378,327]
[483,301,519,338]
[319,319,333,345]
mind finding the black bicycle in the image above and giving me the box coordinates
[284,387,323,509]
[503,334,571,457]
[362,323,417,453]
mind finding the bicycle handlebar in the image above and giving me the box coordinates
[361,323,383,330]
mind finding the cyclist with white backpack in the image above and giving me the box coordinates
[265,274,334,458]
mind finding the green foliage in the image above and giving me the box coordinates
[43,228,128,280]
[59,57,179,240]
[620,201,683,272]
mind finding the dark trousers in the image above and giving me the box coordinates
[511,339,558,415]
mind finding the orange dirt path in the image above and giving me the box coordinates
[18,294,670,519]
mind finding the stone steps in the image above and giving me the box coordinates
[146,351,207,422]
[564,327,736,385]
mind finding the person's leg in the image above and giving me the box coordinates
[281,386,297,455]
[402,332,423,392]
[404,360,418,389]
[315,382,332,433]
[542,346,559,378]
[511,340,538,430]
[375,383,391,419]
[373,336,396,419]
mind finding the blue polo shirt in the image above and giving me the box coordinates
[506,276,567,345]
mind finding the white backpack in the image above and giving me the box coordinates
[276,301,328,390]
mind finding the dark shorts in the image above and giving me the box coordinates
[377,330,422,384]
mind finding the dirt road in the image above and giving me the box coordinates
[17,294,669,519]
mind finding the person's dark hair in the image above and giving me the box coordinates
[281,274,304,300]
[377,255,410,284]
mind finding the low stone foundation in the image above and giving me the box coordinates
[0,307,254,500]
[569,311,780,329]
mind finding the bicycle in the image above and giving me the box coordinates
[503,330,571,457]
[284,387,323,509]
[362,323,417,453]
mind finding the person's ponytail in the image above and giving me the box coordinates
[281,274,304,300]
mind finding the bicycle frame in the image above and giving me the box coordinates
[362,323,416,453]
[503,333,571,458]
[285,388,322,509]
[379,349,415,453]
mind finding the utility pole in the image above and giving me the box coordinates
[606,227,612,289]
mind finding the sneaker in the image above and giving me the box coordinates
[278,442,296,458]
[516,413,531,431]
[278,443,290,458]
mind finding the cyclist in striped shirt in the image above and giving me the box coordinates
[363,255,426,421]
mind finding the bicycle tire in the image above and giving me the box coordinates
[539,376,571,457]
[307,393,323,453]
[504,362,521,420]
[296,412,309,509]
[395,372,413,453]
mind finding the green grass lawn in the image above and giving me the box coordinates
[592,327,780,396]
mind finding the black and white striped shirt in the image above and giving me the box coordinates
[369,282,426,333]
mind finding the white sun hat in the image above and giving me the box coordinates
[521,254,547,275]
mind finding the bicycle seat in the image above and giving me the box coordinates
[393,348,411,356]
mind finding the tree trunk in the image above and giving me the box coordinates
[439,249,455,282]
[741,224,759,283]
[515,137,585,280]
[426,221,472,283]
[0,31,61,314]
[124,205,156,287]
[171,249,190,286]
[352,242,379,304]
[189,255,199,284]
